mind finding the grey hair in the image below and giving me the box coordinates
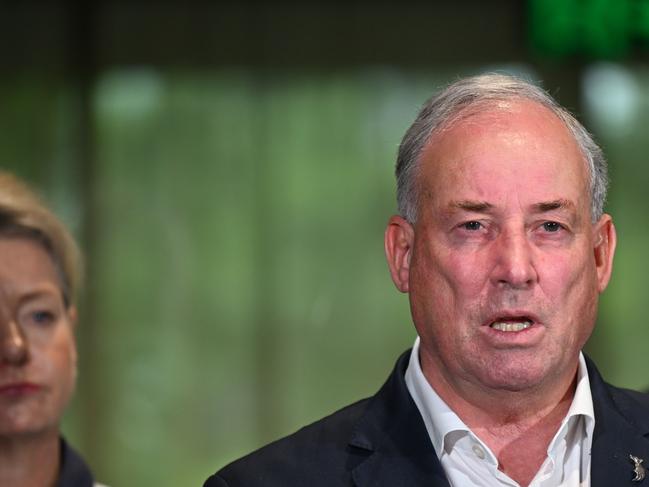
[396,73,608,223]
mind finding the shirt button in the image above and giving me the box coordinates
[472,444,486,460]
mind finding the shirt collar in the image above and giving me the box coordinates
[405,336,595,458]
[545,351,595,454]
[404,336,467,457]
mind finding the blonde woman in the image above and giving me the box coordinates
[0,171,103,486]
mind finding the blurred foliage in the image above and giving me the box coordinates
[582,64,649,390]
[0,65,648,486]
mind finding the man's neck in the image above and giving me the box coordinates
[420,352,578,487]
[0,431,61,487]
[471,386,575,487]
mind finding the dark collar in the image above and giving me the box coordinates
[56,437,95,487]
[347,350,649,487]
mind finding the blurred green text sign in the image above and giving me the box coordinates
[529,0,649,58]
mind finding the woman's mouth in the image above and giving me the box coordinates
[0,382,42,396]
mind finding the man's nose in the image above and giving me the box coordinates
[490,230,537,289]
[0,317,28,366]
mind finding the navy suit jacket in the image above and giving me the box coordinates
[205,351,649,486]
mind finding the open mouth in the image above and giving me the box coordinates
[489,317,533,332]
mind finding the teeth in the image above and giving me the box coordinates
[490,321,532,332]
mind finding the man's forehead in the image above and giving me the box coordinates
[416,101,592,220]
[421,101,587,178]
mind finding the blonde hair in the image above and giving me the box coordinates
[0,171,82,306]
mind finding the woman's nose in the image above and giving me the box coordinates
[0,317,28,366]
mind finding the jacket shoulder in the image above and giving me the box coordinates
[205,398,372,487]
[586,354,649,430]
[605,382,649,419]
[612,386,649,407]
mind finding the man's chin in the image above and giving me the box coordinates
[472,360,558,393]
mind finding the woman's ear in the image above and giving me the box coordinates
[67,306,78,330]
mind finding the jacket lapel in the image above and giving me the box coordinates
[587,356,649,487]
[348,350,451,487]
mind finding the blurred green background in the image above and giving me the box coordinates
[2,1,649,485]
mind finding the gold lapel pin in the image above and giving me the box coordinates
[630,454,646,482]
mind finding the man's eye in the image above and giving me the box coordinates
[542,221,561,232]
[462,221,483,231]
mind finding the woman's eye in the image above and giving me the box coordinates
[542,221,561,232]
[462,221,482,231]
[31,310,55,324]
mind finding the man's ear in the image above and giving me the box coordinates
[593,213,617,293]
[385,215,414,293]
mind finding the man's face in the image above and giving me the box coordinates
[386,100,616,395]
[0,237,77,437]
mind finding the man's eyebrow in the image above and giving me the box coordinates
[447,199,576,213]
[532,199,575,213]
[450,200,494,212]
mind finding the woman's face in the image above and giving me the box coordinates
[0,237,77,437]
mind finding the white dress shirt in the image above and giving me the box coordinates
[405,337,595,487]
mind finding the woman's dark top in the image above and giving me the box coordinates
[57,437,96,487]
